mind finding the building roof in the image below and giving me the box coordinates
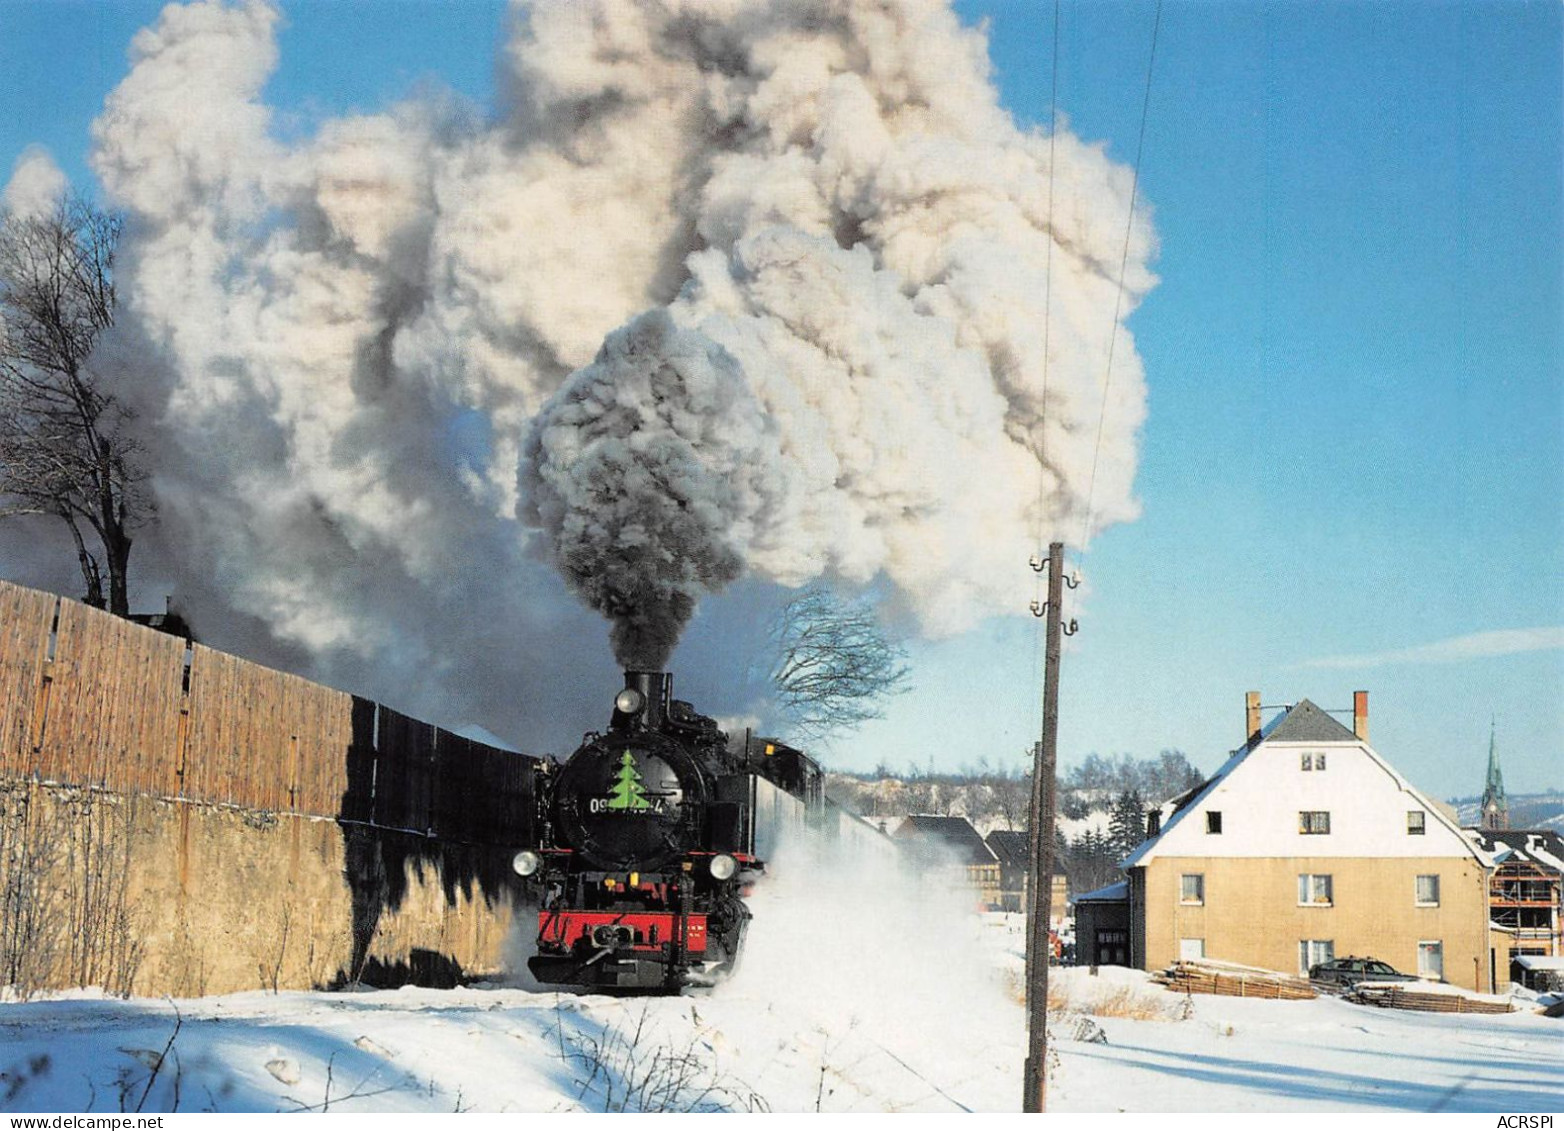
[895,814,997,866]
[1263,698,1359,743]
[985,829,1030,868]
[1514,955,1564,972]
[1122,698,1490,870]
[1467,829,1564,873]
[1074,880,1129,903]
[1165,781,1208,816]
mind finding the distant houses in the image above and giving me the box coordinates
[984,828,1068,927]
[1459,726,1564,988]
[1466,828,1564,989]
[889,817,1075,925]
[985,829,1029,912]
[853,695,1560,997]
[893,814,1000,908]
[1074,692,1495,992]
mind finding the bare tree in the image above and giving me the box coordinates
[766,582,910,740]
[0,196,148,614]
[991,764,1032,831]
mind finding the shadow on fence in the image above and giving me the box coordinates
[0,579,540,994]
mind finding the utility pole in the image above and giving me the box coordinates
[1023,541,1075,1112]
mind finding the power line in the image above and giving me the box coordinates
[1078,0,1163,555]
[1025,4,1162,1112]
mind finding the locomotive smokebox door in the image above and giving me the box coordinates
[551,734,703,871]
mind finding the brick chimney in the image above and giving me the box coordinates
[1246,691,1262,745]
[1353,690,1369,742]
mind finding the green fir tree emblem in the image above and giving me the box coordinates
[606,750,651,811]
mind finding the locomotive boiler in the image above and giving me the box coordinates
[512,670,818,991]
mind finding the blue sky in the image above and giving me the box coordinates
[972,0,1563,798]
[1,0,1559,799]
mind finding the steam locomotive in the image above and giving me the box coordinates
[511,670,821,991]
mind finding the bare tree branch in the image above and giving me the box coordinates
[766,583,910,740]
[0,195,149,613]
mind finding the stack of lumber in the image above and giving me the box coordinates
[1348,984,1513,1014]
[1153,959,1316,1000]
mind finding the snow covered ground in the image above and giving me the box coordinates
[1046,969,1563,1112]
[1,855,1560,1114]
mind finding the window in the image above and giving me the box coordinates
[1206,811,1223,834]
[1301,752,1312,771]
[1407,810,1425,835]
[1299,811,1331,834]
[1415,874,1440,906]
[1417,940,1444,980]
[1316,752,1326,771]
[1180,874,1205,905]
[1180,938,1205,960]
[1301,752,1328,771]
[1298,873,1334,906]
[1095,930,1129,966]
[1298,939,1334,976]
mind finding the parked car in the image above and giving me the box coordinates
[1309,956,1421,988]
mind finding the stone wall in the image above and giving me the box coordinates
[0,779,524,997]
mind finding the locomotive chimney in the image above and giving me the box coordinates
[615,670,669,731]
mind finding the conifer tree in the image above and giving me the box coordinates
[1108,789,1147,858]
[607,750,650,811]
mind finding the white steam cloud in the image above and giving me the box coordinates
[3,147,68,218]
[45,0,1154,741]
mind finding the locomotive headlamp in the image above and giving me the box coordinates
[709,853,738,881]
[614,688,645,715]
[511,850,542,877]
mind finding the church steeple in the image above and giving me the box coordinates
[1480,718,1508,830]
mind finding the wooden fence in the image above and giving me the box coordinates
[1153,960,1317,1000]
[1347,984,1514,1014]
[0,579,532,845]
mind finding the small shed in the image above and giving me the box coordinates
[1073,880,1130,967]
[1512,954,1564,993]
